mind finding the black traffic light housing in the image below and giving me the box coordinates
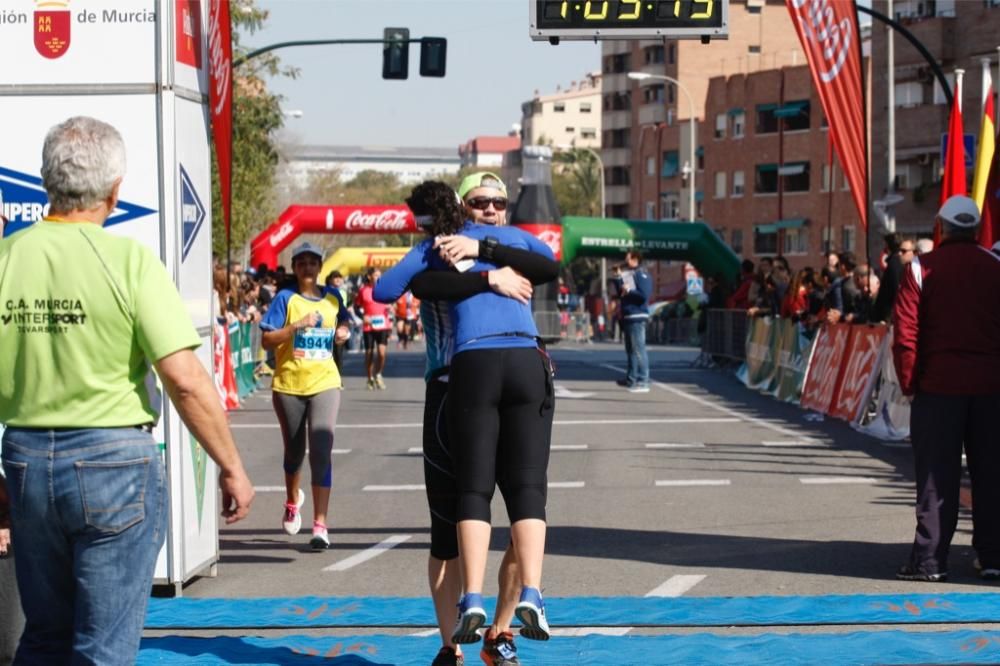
[420,38,447,77]
[382,27,409,80]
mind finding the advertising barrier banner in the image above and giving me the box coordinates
[737,317,776,390]
[772,320,814,403]
[856,329,911,440]
[828,325,889,423]
[799,323,852,414]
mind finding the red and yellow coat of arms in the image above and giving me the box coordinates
[34,0,71,59]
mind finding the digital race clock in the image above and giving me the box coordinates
[530,0,728,41]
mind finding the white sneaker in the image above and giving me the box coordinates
[282,488,305,535]
[310,523,330,551]
[627,384,650,393]
[375,374,386,390]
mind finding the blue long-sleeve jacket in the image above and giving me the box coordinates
[373,221,554,354]
[620,266,652,320]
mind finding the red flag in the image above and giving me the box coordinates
[980,144,1000,249]
[786,0,867,229]
[208,0,233,243]
[936,75,966,245]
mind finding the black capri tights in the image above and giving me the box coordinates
[272,388,342,488]
[447,347,555,523]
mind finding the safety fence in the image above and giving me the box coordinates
[213,320,263,410]
[706,312,910,439]
[700,309,750,362]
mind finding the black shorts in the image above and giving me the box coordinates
[363,330,389,350]
[423,378,459,560]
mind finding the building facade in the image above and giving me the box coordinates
[458,135,522,169]
[520,72,603,149]
[282,144,460,189]
[870,0,1000,238]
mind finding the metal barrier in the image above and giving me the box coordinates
[700,309,750,362]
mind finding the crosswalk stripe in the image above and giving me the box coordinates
[646,442,704,449]
[646,575,707,598]
[656,479,731,487]
[799,477,878,485]
[323,535,412,572]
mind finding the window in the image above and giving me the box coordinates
[748,45,761,54]
[842,225,856,252]
[644,85,665,104]
[565,126,575,134]
[662,193,680,219]
[732,170,745,196]
[667,85,675,104]
[645,45,665,64]
[731,229,744,254]
[732,111,746,138]
[895,81,924,107]
[604,91,630,111]
[778,101,810,131]
[784,227,809,254]
[755,164,779,193]
[609,166,630,186]
[696,199,704,219]
[662,150,680,178]
[841,169,851,191]
[554,102,566,112]
[610,204,629,218]
[697,149,704,171]
[756,105,779,134]
[715,113,727,139]
[580,102,592,113]
[667,43,676,64]
[821,164,832,192]
[822,226,836,254]
[647,156,656,177]
[754,229,778,254]
[581,127,597,139]
[604,53,631,74]
[934,72,955,105]
[782,162,811,192]
[714,171,727,198]
[645,201,656,219]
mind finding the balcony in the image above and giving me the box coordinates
[891,16,955,67]
[638,104,667,126]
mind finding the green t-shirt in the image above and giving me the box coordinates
[0,219,200,427]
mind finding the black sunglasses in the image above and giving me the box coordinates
[466,196,508,211]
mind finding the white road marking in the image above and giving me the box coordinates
[332,449,352,454]
[645,574,707,597]
[761,440,822,447]
[254,486,287,493]
[323,535,412,572]
[232,417,739,430]
[552,444,589,450]
[799,477,878,485]
[554,384,596,399]
[548,481,585,489]
[655,479,731,487]
[645,442,704,449]
[550,627,633,636]
[363,484,426,491]
[599,363,807,439]
[407,447,422,454]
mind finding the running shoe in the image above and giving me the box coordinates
[895,563,947,582]
[627,384,650,394]
[480,630,519,665]
[514,587,550,641]
[432,646,464,666]
[974,558,1000,581]
[376,374,387,390]
[310,521,329,551]
[366,378,376,390]
[451,592,487,644]
[615,378,632,387]
[282,488,305,536]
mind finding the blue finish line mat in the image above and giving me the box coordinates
[145,593,1000,629]
[139,631,1000,665]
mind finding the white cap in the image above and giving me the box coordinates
[291,241,324,260]
[938,195,981,228]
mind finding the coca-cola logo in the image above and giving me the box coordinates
[536,229,562,257]
[344,209,410,231]
[208,3,231,116]
[790,0,852,83]
[269,221,295,247]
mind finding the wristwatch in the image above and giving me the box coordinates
[479,236,499,262]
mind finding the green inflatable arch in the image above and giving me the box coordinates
[561,217,742,284]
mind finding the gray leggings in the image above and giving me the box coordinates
[272,389,342,488]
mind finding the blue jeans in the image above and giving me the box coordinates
[1,427,166,666]
[623,319,650,386]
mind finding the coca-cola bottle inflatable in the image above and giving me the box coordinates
[509,145,562,340]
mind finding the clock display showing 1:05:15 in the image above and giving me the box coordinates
[541,0,717,22]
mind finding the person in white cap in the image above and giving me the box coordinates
[893,194,1000,582]
[260,241,351,550]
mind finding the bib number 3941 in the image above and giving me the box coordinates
[293,327,334,360]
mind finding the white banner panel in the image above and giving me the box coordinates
[175,97,212,330]
[0,95,161,253]
[0,1,157,86]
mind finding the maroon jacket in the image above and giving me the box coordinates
[893,237,1000,396]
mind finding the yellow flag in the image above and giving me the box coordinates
[973,64,995,211]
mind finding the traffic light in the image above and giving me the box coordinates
[420,38,447,77]
[382,27,409,80]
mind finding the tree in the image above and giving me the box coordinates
[552,148,603,293]
[211,1,297,258]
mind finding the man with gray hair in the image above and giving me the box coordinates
[893,195,1000,583]
[0,116,255,664]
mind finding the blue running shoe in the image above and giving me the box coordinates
[514,587,550,641]
[451,593,487,644]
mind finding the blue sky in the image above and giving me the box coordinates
[252,0,601,149]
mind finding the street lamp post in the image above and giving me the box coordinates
[627,71,697,222]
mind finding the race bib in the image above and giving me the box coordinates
[293,327,334,360]
[370,314,387,329]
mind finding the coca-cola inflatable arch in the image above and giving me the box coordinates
[250,205,418,269]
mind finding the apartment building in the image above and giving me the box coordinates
[600,0,804,224]
[702,65,859,270]
[870,0,1000,237]
[520,72,603,149]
